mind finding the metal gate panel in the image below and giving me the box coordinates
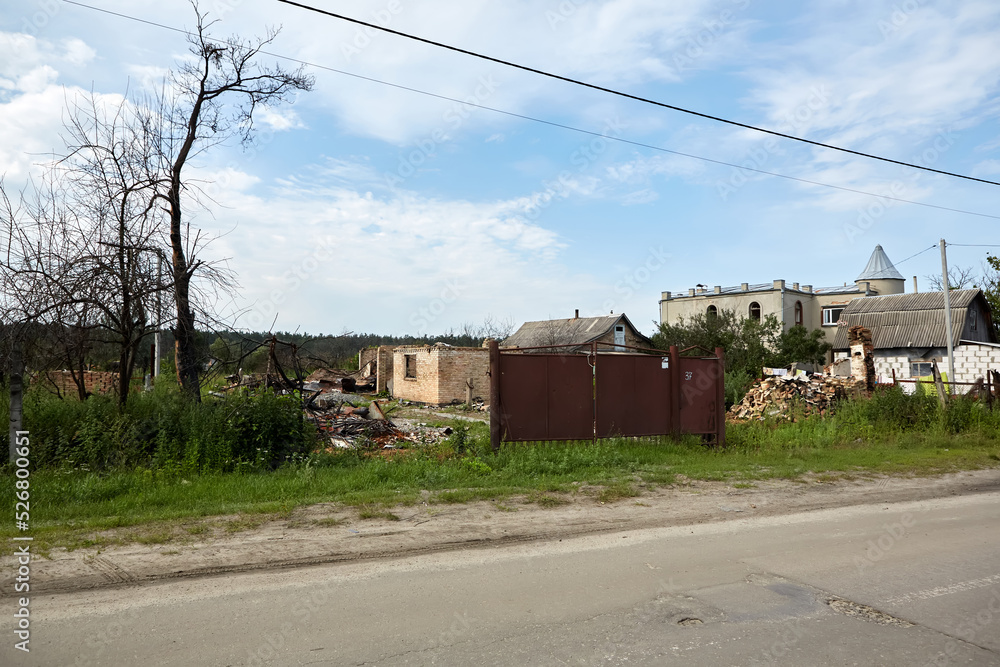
[678,357,722,435]
[498,353,594,441]
[596,354,672,437]
[490,342,724,449]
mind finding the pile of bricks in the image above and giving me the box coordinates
[728,375,866,421]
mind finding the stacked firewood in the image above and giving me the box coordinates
[728,375,866,421]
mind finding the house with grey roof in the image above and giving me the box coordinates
[503,312,652,353]
[831,289,998,384]
[659,245,908,359]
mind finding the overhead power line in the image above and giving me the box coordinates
[892,245,937,266]
[59,1,1000,221]
[277,0,1000,189]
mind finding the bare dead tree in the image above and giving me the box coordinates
[60,92,172,404]
[925,265,978,291]
[151,2,314,401]
[0,91,175,407]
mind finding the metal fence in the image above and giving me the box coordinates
[487,340,725,450]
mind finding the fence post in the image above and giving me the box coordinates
[669,345,680,439]
[931,360,948,409]
[988,370,994,411]
[715,347,726,448]
[489,339,501,452]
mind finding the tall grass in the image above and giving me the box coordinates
[8,382,314,473]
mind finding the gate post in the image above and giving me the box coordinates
[669,345,680,438]
[489,339,501,452]
[715,347,726,447]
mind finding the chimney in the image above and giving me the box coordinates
[574,309,579,319]
[741,283,749,291]
[913,276,918,293]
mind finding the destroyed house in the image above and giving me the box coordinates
[830,289,998,383]
[502,312,652,352]
[659,245,906,354]
[392,343,490,405]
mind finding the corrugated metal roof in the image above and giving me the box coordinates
[502,314,650,349]
[857,245,905,281]
[838,290,979,313]
[831,290,982,349]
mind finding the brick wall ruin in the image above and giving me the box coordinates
[41,371,119,396]
[392,345,489,405]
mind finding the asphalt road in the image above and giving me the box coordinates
[4,491,999,666]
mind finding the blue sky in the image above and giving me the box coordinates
[2,0,999,336]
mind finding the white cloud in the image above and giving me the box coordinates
[198,161,606,333]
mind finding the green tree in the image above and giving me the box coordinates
[979,253,1000,338]
[651,309,782,378]
[774,325,832,367]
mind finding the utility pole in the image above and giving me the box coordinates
[940,239,956,391]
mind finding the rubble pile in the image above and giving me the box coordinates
[728,374,867,421]
[306,399,454,452]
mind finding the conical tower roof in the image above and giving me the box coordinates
[857,245,904,281]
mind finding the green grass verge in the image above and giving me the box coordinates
[3,391,1000,555]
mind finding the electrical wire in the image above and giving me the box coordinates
[892,245,937,266]
[59,0,1000,221]
[278,0,1000,189]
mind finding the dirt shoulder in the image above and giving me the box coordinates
[5,468,999,597]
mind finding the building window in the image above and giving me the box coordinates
[822,307,844,326]
[911,362,933,379]
[404,354,417,379]
[706,305,718,319]
[794,301,803,327]
[971,308,978,332]
[748,302,761,322]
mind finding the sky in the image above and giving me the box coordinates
[1,0,999,337]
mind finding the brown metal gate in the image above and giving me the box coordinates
[488,340,725,449]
